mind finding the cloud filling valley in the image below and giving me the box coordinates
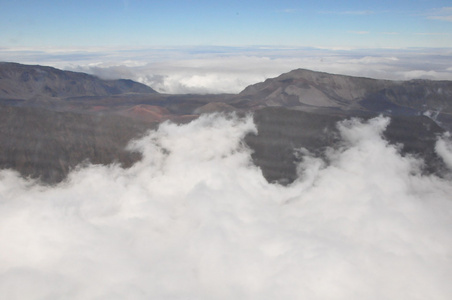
[1,114,452,299]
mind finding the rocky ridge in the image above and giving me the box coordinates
[0,62,451,184]
[0,62,156,101]
[237,68,452,115]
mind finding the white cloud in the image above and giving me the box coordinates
[348,31,370,35]
[0,114,452,299]
[430,15,452,21]
[427,7,452,22]
[72,55,295,94]
[1,46,452,93]
[415,32,450,36]
[345,56,399,64]
[320,10,374,15]
[436,133,452,169]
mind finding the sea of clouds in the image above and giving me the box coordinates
[2,46,452,93]
[1,114,452,299]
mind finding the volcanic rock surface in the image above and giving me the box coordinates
[0,105,153,183]
[246,107,446,184]
[237,68,452,116]
[0,62,156,101]
[1,62,451,184]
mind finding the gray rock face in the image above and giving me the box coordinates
[246,107,446,184]
[238,68,452,114]
[0,63,451,185]
[0,105,154,183]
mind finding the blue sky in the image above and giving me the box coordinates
[1,0,452,49]
[2,0,452,92]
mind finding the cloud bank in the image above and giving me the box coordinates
[1,114,452,299]
[2,47,452,94]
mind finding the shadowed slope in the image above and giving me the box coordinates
[0,62,156,101]
[0,63,451,184]
[0,105,155,183]
[246,107,446,184]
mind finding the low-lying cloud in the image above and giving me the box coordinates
[2,46,452,94]
[75,49,452,94]
[1,114,452,299]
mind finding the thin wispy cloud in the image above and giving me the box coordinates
[320,10,374,15]
[1,2,451,50]
[414,32,450,36]
[427,7,452,22]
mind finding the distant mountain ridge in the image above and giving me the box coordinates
[238,68,452,114]
[1,62,451,184]
[2,62,452,117]
[0,62,156,101]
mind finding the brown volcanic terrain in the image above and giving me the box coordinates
[120,105,172,122]
[0,62,451,184]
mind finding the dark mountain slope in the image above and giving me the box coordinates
[0,62,156,101]
[0,63,451,185]
[237,68,452,114]
[246,107,446,184]
[0,105,155,183]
